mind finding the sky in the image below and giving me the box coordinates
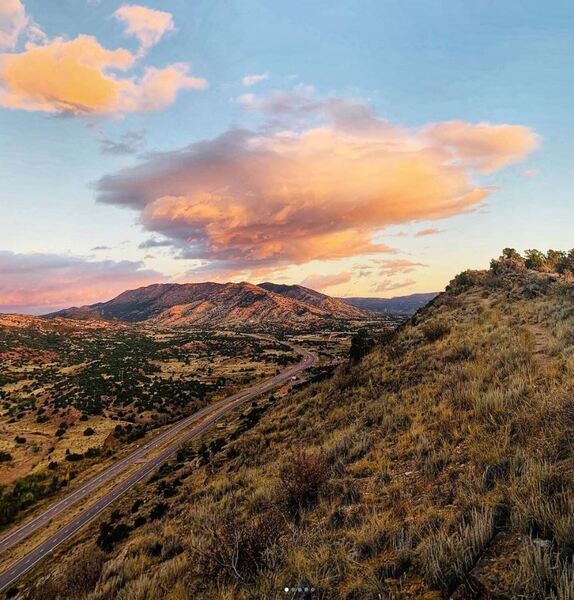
[1,0,573,313]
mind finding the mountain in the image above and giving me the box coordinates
[47,281,367,329]
[258,282,364,319]
[34,252,574,598]
[342,292,438,315]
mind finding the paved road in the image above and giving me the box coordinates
[0,349,316,593]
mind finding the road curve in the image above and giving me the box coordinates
[0,349,316,593]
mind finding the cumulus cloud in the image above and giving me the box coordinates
[422,121,539,173]
[301,272,352,291]
[96,94,537,273]
[114,5,174,52]
[415,227,441,237]
[0,250,163,313]
[0,0,27,50]
[242,72,269,87]
[0,8,206,116]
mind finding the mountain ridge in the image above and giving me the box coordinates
[46,281,369,329]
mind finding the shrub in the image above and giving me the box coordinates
[96,521,131,551]
[277,450,331,520]
[149,502,168,521]
[349,330,376,363]
[65,452,84,462]
[421,321,451,342]
[193,509,286,583]
[58,546,105,597]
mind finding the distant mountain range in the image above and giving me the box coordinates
[47,282,367,329]
[342,292,438,315]
[45,283,437,329]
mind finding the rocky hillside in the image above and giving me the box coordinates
[47,281,367,330]
[258,282,364,319]
[21,248,574,600]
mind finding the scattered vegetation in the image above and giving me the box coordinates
[18,248,574,599]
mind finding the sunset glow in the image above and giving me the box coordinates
[2,0,571,312]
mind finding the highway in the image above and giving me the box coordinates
[0,348,316,593]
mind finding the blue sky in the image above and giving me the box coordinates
[0,0,572,311]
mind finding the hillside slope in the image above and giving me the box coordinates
[20,252,574,599]
[47,282,367,329]
[258,282,365,319]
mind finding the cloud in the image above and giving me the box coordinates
[422,121,539,173]
[0,8,206,116]
[0,0,27,50]
[90,245,112,251]
[415,227,441,237]
[138,237,172,249]
[114,5,174,52]
[96,94,537,273]
[242,72,269,87]
[100,129,146,155]
[301,272,352,291]
[371,279,416,294]
[523,168,541,177]
[0,250,164,313]
[376,259,427,275]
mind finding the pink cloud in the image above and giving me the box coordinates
[114,5,174,52]
[97,95,537,273]
[0,0,27,49]
[371,279,416,294]
[415,227,441,237]
[0,251,164,314]
[523,168,541,177]
[376,259,427,275]
[301,272,352,291]
[423,121,539,173]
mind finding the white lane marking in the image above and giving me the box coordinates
[0,349,316,589]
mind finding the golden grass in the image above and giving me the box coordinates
[18,266,574,599]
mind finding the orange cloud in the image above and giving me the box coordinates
[423,121,539,173]
[0,6,206,116]
[301,272,352,291]
[114,5,174,52]
[97,97,537,272]
[0,251,164,313]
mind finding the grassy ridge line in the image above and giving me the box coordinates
[16,250,574,599]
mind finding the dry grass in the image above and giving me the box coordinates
[18,265,574,599]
